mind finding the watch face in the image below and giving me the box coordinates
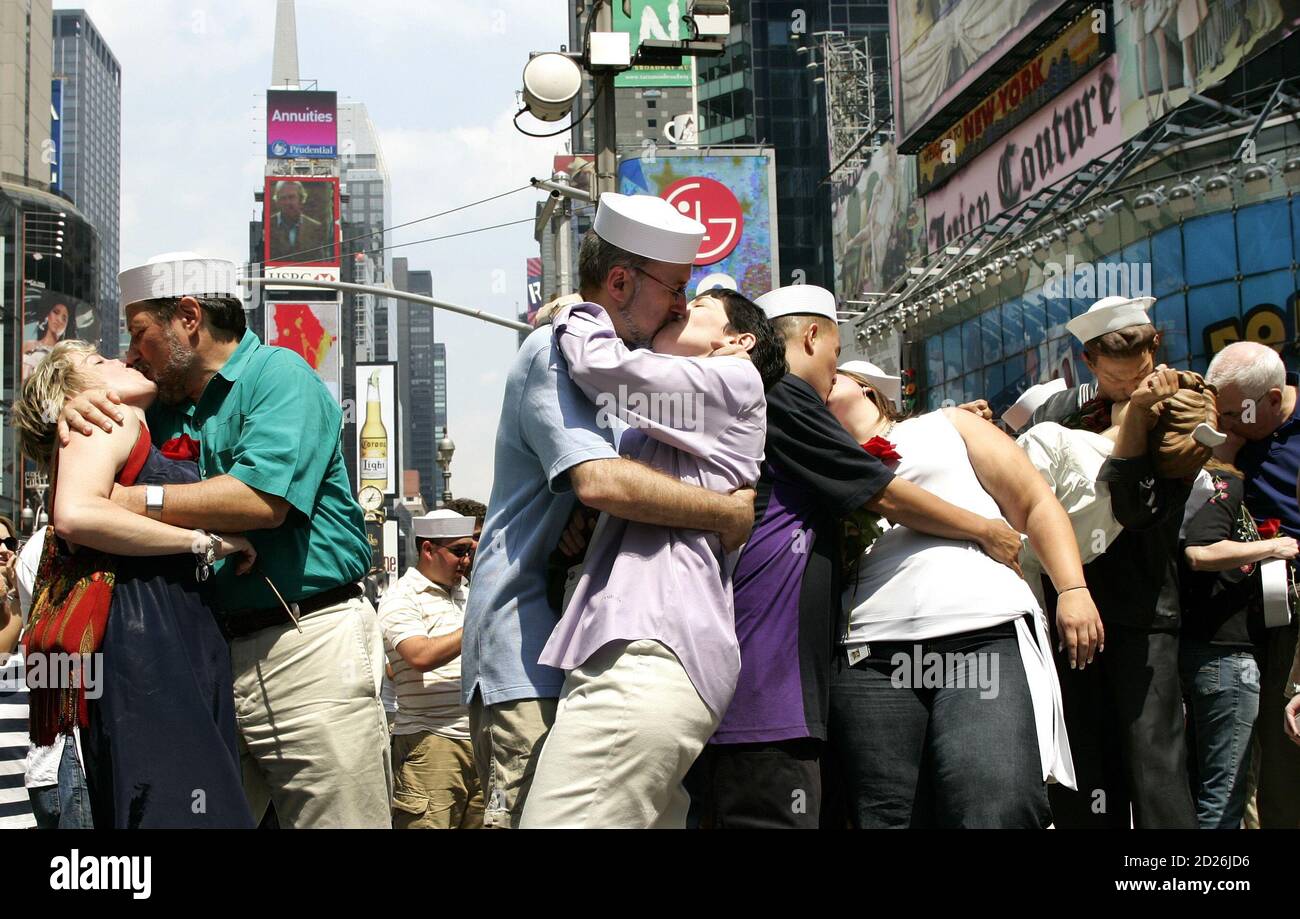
[358,486,383,511]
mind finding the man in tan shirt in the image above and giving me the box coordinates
[378,510,481,828]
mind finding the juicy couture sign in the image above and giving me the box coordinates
[923,57,1121,253]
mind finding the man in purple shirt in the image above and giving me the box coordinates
[687,284,1027,829]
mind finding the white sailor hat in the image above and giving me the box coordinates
[1065,295,1156,344]
[412,509,476,540]
[119,251,240,308]
[838,360,902,409]
[1001,378,1068,432]
[593,193,706,265]
[755,285,839,323]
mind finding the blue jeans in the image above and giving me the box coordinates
[1179,643,1260,830]
[28,740,93,830]
[828,621,1051,828]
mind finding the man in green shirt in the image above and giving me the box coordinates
[62,252,391,828]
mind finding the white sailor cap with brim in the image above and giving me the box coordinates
[755,285,840,323]
[1065,295,1156,344]
[838,360,902,409]
[412,509,476,540]
[118,251,240,309]
[593,193,706,265]
[1001,378,1069,432]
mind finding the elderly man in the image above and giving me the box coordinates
[461,193,756,829]
[59,252,389,828]
[1208,340,1300,827]
[380,509,481,829]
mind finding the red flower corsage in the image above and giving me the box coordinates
[1256,518,1281,540]
[862,436,901,463]
[160,434,200,462]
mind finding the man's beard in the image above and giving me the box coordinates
[614,277,658,349]
[151,327,200,405]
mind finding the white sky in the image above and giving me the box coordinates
[56,0,571,502]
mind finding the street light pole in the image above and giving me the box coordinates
[593,0,618,199]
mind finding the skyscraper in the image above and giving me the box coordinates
[52,8,121,356]
[0,0,52,186]
[392,256,444,510]
[338,101,392,362]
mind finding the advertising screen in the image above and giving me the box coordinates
[266,89,337,159]
[617,149,779,298]
[264,176,340,266]
[1115,0,1300,139]
[832,142,927,304]
[22,285,98,382]
[267,300,342,401]
[891,0,1071,148]
[916,11,1106,195]
[354,362,399,498]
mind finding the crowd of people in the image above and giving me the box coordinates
[1,193,1298,830]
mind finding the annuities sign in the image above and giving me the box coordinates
[267,90,338,159]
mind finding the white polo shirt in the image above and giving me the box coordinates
[377,567,469,740]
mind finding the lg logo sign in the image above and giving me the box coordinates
[661,176,744,266]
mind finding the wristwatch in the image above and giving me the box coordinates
[1286,681,1300,700]
[145,485,165,520]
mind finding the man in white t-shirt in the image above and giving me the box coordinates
[378,510,480,829]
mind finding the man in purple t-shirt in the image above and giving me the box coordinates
[686,285,1026,828]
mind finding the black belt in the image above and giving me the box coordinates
[217,582,363,641]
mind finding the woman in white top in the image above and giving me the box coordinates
[825,368,1102,828]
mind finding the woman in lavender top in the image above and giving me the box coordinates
[520,290,786,828]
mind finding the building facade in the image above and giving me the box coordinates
[837,3,1300,420]
[52,8,121,356]
[696,0,888,287]
[392,257,445,510]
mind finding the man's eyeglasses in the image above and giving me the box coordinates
[631,267,689,302]
[440,544,475,559]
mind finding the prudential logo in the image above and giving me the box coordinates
[49,850,152,900]
[270,140,289,157]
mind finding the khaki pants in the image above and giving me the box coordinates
[469,694,557,829]
[520,640,718,829]
[231,596,393,828]
[392,732,483,828]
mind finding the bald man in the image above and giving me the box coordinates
[1207,341,1300,828]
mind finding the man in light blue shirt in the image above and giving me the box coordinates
[461,193,756,828]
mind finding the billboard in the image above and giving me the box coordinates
[891,0,1072,148]
[923,57,1122,253]
[266,89,338,158]
[832,142,927,303]
[614,0,692,88]
[266,300,342,401]
[916,12,1107,195]
[264,176,340,266]
[617,149,779,298]
[22,285,98,382]
[1115,0,1300,139]
[354,362,399,498]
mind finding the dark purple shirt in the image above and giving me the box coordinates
[712,374,894,744]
